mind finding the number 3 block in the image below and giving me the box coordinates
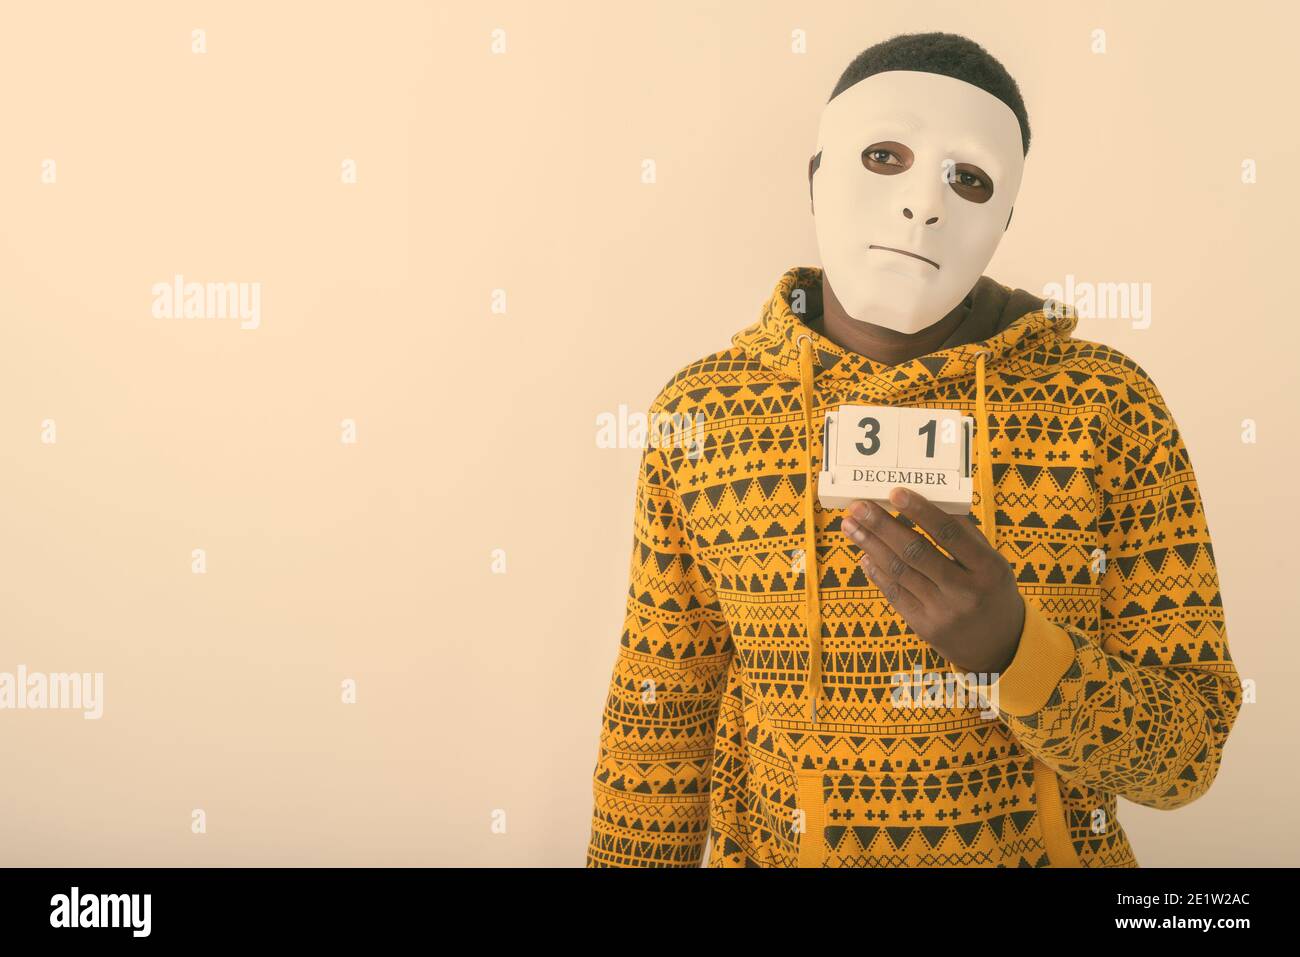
[817,404,974,513]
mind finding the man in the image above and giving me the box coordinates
[586,32,1241,867]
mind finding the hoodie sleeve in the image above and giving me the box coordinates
[984,362,1242,809]
[585,409,733,867]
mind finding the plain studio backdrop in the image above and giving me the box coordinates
[1,0,1296,866]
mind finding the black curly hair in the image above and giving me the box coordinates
[828,32,1031,155]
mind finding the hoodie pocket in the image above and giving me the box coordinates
[795,768,827,867]
[1032,760,1082,867]
[794,759,1077,868]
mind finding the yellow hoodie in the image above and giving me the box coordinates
[587,265,1242,868]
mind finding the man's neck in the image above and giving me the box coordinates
[810,274,968,367]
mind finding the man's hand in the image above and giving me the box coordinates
[839,486,1025,675]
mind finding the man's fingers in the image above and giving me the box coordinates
[843,499,963,591]
[840,513,940,607]
[886,487,989,569]
[861,550,926,620]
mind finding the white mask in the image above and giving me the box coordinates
[811,70,1026,334]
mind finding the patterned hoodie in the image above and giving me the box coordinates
[587,265,1242,867]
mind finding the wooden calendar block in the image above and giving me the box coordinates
[817,404,974,513]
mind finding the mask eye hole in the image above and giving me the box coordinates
[949,163,995,203]
[861,141,913,175]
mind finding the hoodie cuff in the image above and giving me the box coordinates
[990,600,1077,717]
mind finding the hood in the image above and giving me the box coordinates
[733,265,1078,723]
[733,265,1075,402]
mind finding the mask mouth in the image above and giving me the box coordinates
[867,244,940,270]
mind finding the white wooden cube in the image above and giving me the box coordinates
[816,404,974,513]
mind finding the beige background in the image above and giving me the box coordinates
[1,0,1296,866]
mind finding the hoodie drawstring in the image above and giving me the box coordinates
[796,336,824,723]
[796,337,998,724]
[972,348,997,551]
